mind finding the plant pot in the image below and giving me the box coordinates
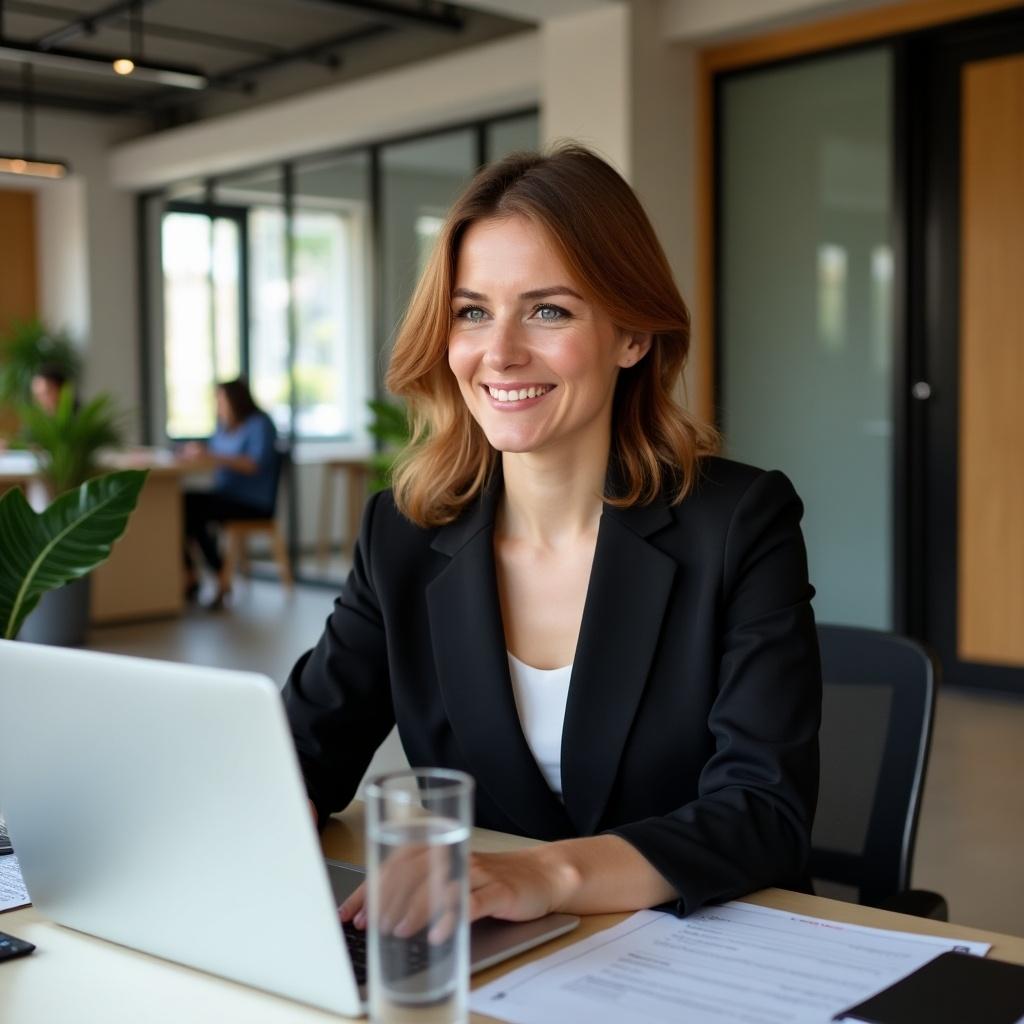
[18,575,92,647]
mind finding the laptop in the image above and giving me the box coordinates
[0,641,578,1017]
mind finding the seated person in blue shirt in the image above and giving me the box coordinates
[181,377,278,607]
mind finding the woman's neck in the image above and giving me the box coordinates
[499,436,610,548]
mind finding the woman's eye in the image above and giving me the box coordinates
[534,304,570,322]
[455,305,487,322]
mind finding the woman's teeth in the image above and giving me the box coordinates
[487,385,552,403]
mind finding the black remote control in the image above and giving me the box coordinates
[0,931,35,963]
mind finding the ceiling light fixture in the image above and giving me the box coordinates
[0,42,206,89]
[0,64,69,180]
[112,57,135,75]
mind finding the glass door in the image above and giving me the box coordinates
[717,46,897,630]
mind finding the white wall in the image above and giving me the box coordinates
[540,1,701,400]
[0,108,143,438]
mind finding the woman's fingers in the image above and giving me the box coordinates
[339,881,365,922]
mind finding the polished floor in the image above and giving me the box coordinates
[85,579,1024,937]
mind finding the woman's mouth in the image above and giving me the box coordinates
[483,384,554,404]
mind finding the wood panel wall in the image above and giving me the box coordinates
[0,189,38,328]
[957,53,1024,667]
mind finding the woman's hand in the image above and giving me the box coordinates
[339,845,578,943]
[180,440,207,460]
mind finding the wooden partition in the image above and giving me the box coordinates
[0,190,38,325]
[957,53,1024,667]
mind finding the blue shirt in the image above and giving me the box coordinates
[209,412,278,512]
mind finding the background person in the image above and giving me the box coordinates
[181,377,278,608]
[284,145,822,932]
[29,364,71,414]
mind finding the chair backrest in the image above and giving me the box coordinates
[812,625,938,907]
[268,440,291,516]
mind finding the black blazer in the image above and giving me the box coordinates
[283,456,821,915]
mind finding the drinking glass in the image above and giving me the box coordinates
[365,769,474,1024]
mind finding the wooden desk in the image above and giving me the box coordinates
[1,803,1022,1023]
[0,451,215,625]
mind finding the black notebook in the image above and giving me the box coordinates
[834,951,1024,1024]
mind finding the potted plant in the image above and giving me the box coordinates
[0,387,146,645]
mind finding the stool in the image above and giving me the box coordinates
[222,518,294,589]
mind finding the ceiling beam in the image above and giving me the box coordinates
[210,23,393,86]
[5,2,280,57]
[127,22,395,114]
[0,84,124,113]
[0,39,207,88]
[33,0,159,50]
[296,0,464,33]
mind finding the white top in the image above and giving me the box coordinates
[507,651,572,798]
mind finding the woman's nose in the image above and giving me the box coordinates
[482,320,528,372]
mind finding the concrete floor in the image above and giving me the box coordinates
[85,578,1024,938]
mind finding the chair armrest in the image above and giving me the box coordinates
[877,889,949,921]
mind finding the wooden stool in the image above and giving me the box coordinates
[222,519,294,589]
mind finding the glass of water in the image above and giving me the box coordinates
[365,768,474,1024]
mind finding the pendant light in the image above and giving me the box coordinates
[0,64,69,180]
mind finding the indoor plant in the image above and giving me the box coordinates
[366,398,410,493]
[0,387,146,643]
[0,317,81,409]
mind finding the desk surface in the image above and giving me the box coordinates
[2,804,1022,1023]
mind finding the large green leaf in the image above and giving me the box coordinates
[0,469,148,640]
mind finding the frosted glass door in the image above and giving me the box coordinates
[719,47,894,628]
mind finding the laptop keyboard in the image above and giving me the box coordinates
[341,921,438,987]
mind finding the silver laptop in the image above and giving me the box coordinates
[0,641,578,1017]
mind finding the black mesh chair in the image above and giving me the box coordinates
[812,625,948,920]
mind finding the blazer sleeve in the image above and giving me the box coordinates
[281,490,396,828]
[609,470,821,914]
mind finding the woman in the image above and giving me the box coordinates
[283,145,820,931]
[182,377,278,607]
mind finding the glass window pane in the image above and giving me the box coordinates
[380,129,477,356]
[292,151,371,439]
[162,211,214,438]
[217,168,290,434]
[719,48,893,629]
[212,218,241,382]
[487,113,539,161]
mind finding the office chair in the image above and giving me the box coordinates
[222,443,293,590]
[812,624,948,921]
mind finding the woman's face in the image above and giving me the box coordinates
[447,215,648,460]
[215,388,232,427]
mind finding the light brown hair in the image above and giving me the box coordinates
[386,143,718,527]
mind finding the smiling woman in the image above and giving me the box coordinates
[283,144,822,936]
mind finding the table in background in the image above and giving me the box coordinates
[317,458,370,562]
[0,449,214,624]
[1,803,1022,1023]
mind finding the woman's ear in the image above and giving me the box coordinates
[618,332,653,368]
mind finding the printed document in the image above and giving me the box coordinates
[0,855,30,913]
[470,901,990,1024]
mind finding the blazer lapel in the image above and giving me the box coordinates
[560,498,677,836]
[426,484,574,841]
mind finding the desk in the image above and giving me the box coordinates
[1,803,1022,1023]
[0,451,213,625]
[317,458,370,562]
